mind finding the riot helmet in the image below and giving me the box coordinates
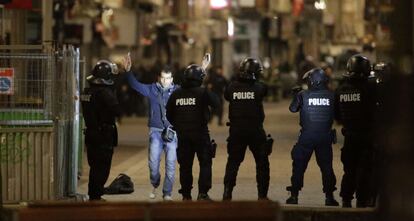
[239,57,263,80]
[87,60,118,85]
[183,64,205,87]
[302,68,329,89]
[345,54,371,79]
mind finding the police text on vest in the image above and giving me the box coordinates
[176,98,196,106]
[308,98,330,106]
[233,92,255,100]
[339,93,361,102]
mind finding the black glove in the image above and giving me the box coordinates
[291,86,303,94]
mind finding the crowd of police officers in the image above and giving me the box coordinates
[81,53,383,207]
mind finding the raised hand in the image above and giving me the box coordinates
[201,53,211,70]
[122,52,132,72]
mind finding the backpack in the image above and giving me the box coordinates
[104,173,134,194]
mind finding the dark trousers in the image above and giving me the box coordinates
[340,134,373,202]
[224,127,269,198]
[289,131,337,193]
[176,132,212,196]
[87,145,114,200]
[211,97,224,125]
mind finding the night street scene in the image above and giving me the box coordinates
[0,0,413,221]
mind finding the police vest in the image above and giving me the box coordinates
[336,81,371,130]
[171,87,209,132]
[227,81,265,127]
[300,90,334,132]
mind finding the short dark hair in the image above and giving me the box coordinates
[158,65,172,76]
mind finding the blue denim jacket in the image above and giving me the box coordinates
[126,71,178,129]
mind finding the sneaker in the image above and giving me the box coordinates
[163,195,173,201]
[149,188,157,199]
[197,193,213,201]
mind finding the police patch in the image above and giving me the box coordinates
[176,98,196,106]
[308,98,330,106]
[339,93,361,102]
[233,92,255,100]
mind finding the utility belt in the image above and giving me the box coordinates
[226,121,263,128]
[175,125,209,135]
[99,123,116,131]
[226,122,264,130]
[341,127,372,137]
[226,122,273,156]
[84,124,116,134]
[299,129,337,144]
[84,123,117,147]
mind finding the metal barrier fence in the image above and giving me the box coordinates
[0,44,82,203]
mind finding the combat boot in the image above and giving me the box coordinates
[179,189,192,201]
[325,192,339,206]
[223,186,233,201]
[342,199,352,208]
[197,193,213,201]
[356,200,368,208]
[286,191,299,204]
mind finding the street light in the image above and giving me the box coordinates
[210,0,228,10]
[227,17,234,37]
[314,0,326,10]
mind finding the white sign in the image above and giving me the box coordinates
[210,0,229,9]
[0,68,14,95]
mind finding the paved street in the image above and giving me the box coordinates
[78,100,345,207]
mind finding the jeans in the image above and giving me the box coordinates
[148,127,177,196]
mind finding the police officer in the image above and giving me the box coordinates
[222,58,270,201]
[286,68,339,206]
[81,60,121,201]
[335,55,376,208]
[166,64,219,201]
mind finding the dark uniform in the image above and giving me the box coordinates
[222,58,270,200]
[166,64,219,201]
[368,62,390,207]
[335,55,376,207]
[205,67,228,126]
[286,68,339,206]
[81,60,121,200]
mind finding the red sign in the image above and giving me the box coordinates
[292,0,304,17]
[5,0,33,10]
[0,68,14,95]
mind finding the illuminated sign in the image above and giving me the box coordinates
[210,0,228,10]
